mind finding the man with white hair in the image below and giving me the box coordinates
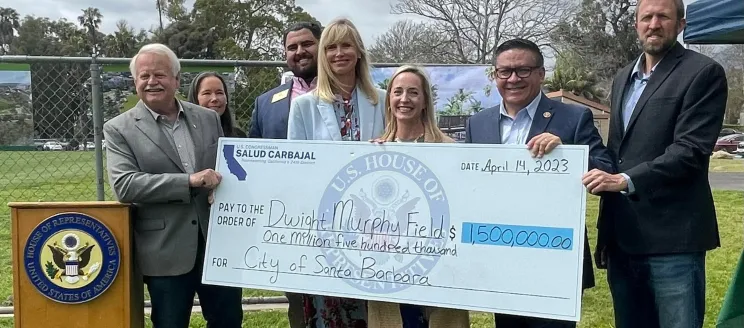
[104,43,243,328]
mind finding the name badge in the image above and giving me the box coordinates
[271,90,289,103]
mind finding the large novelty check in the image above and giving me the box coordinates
[202,139,589,322]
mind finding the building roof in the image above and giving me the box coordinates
[545,90,611,115]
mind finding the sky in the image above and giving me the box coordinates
[0,0,419,48]
[2,0,701,52]
[371,66,502,111]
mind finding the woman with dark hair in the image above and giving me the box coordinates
[187,71,247,138]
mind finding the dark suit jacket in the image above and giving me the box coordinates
[597,42,728,256]
[249,80,294,139]
[465,93,613,290]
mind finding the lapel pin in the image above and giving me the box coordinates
[543,112,552,118]
[193,124,197,128]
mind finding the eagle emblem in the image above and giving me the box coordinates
[348,176,421,265]
[44,233,100,285]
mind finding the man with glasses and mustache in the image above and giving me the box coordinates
[248,21,321,328]
[104,43,243,328]
[250,21,322,139]
[582,0,728,327]
[465,38,613,328]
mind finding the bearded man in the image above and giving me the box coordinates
[249,21,322,139]
[582,0,728,327]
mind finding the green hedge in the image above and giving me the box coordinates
[0,146,35,151]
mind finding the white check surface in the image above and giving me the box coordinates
[203,138,588,322]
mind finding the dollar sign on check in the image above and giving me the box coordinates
[449,225,456,241]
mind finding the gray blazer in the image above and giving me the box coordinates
[287,88,386,141]
[104,100,223,277]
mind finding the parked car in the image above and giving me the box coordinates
[715,133,744,153]
[77,140,107,151]
[42,141,63,151]
[33,139,57,151]
[78,141,95,150]
[720,128,741,137]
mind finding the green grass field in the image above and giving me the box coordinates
[710,158,744,172]
[0,151,742,327]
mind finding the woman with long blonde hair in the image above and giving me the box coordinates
[376,65,452,143]
[286,17,386,328]
[368,65,469,328]
[287,18,385,142]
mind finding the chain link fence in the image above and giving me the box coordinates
[0,56,475,305]
[0,56,289,303]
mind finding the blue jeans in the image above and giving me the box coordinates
[493,313,575,328]
[607,249,706,328]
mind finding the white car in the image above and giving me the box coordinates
[78,141,95,150]
[737,141,744,154]
[42,141,63,151]
[78,140,107,151]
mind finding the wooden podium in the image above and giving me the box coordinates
[8,201,144,328]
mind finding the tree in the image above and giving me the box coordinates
[285,6,320,26]
[0,2,321,144]
[718,45,744,125]
[369,20,451,63]
[0,7,19,55]
[77,7,104,57]
[543,51,604,103]
[11,15,90,140]
[724,68,744,125]
[12,17,59,56]
[689,44,722,60]
[550,0,640,101]
[54,19,89,56]
[143,0,319,128]
[104,20,147,58]
[442,89,474,114]
[431,84,439,106]
[0,117,32,145]
[156,0,165,33]
[165,0,188,22]
[390,0,575,64]
[155,20,218,59]
[377,78,391,90]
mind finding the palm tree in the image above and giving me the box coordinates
[442,88,474,115]
[156,0,165,33]
[77,7,103,57]
[431,84,439,107]
[543,51,605,103]
[377,78,390,90]
[105,20,137,57]
[543,66,604,103]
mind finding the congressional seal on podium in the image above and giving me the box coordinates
[23,212,121,304]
